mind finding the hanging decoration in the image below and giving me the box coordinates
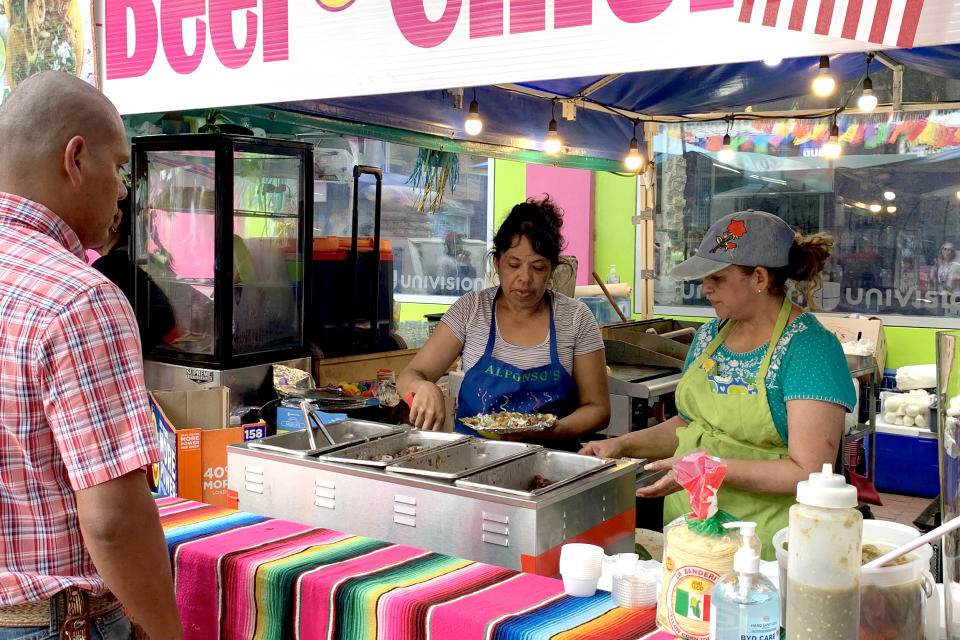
[406,148,460,213]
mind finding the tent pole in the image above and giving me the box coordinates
[640,124,656,319]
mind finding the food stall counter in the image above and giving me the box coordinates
[157,495,660,640]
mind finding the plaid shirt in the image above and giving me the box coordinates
[0,192,160,606]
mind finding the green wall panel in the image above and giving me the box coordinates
[493,159,526,229]
[594,172,637,316]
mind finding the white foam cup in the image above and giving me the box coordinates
[559,543,604,578]
[562,574,599,597]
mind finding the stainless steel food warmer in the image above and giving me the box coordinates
[228,429,638,576]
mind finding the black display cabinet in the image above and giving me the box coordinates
[131,134,313,404]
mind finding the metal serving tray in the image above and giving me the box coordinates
[315,430,468,468]
[247,419,405,457]
[385,439,541,480]
[455,450,616,497]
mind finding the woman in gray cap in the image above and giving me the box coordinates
[580,210,856,558]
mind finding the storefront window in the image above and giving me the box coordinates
[312,135,491,304]
[652,110,960,327]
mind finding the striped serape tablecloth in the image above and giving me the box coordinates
[157,496,659,639]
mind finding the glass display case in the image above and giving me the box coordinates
[131,134,313,370]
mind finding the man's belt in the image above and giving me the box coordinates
[0,588,121,633]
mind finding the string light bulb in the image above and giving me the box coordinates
[823,122,842,158]
[883,191,896,201]
[624,120,643,171]
[869,203,882,213]
[857,76,878,112]
[718,134,734,163]
[812,55,836,96]
[544,100,562,154]
[886,206,897,213]
[464,92,482,135]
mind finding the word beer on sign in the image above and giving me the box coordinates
[104,0,289,79]
[104,0,731,78]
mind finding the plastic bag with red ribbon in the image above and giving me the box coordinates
[674,449,737,536]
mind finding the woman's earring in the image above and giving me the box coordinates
[756,289,762,294]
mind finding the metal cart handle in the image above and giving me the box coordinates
[348,165,384,352]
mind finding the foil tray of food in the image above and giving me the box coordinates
[315,430,469,468]
[460,411,557,434]
[455,449,616,497]
[247,419,404,457]
[385,439,541,480]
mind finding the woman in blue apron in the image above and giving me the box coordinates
[399,197,610,451]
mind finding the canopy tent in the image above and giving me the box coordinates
[257,45,960,168]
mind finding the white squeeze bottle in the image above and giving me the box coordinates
[785,463,861,640]
[607,264,619,284]
[709,521,781,640]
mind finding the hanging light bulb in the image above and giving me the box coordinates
[869,203,882,213]
[544,101,562,154]
[544,118,561,154]
[823,122,841,158]
[718,133,734,163]
[624,120,643,171]
[886,205,897,213]
[812,55,836,96]
[883,190,896,201]
[464,95,483,135]
[857,76,878,112]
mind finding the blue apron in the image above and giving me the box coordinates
[455,290,581,451]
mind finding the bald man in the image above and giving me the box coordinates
[0,72,181,640]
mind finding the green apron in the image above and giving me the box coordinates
[663,296,795,561]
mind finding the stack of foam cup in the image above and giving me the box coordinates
[611,553,658,608]
[559,543,604,597]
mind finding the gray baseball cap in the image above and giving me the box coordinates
[669,210,797,281]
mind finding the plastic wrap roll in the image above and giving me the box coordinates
[574,283,633,298]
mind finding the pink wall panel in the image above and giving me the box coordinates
[525,164,594,285]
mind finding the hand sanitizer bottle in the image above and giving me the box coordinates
[709,521,780,640]
[607,264,619,284]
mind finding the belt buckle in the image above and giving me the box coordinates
[60,589,90,640]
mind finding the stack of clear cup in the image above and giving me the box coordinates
[611,553,658,608]
[559,543,604,597]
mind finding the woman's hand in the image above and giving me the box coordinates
[578,437,624,459]
[635,456,683,498]
[407,381,446,431]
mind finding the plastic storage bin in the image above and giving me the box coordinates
[311,236,393,357]
[580,295,630,324]
[873,430,940,497]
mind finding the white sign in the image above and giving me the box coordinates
[99,0,960,115]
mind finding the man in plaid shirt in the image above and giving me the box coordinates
[0,72,181,639]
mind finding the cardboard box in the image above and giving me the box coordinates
[313,348,457,387]
[150,387,264,507]
[816,315,887,381]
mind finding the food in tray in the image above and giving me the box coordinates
[367,444,430,462]
[460,411,556,433]
[527,474,554,491]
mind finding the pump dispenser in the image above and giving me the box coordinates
[606,264,619,284]
[709,521,780,640]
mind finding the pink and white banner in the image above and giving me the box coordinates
[97,0,960,115]
[738,0,925,48]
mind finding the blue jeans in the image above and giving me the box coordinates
[0,603,132,640]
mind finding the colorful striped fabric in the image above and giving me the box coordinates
[156,496,658,640]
